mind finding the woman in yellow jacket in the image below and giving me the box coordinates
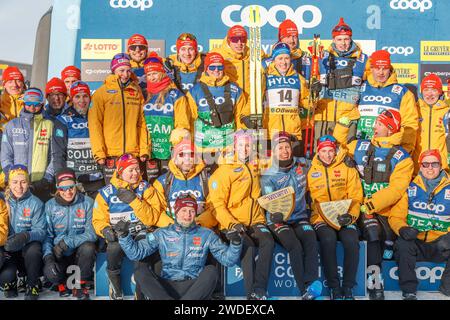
[88,53,149,184]
[263,42,309,144]
[0,194,9,271]
[389,150,450,299]
[92,154,162,300]
[207,130,274,300]
[307,135,363,300]
[413,74,450,173]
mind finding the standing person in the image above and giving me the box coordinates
[334,110,414,300]
[208,130,274,300]
[117,194,242,300]
[52,81,104,199]
[413,74,450,172]
[0,66,26,131]
[92,154,162,300]
[60,66,81,96]
[315,18,368,140]
[186,52,248,169]
[88,53,148,185]
[164,33,205,94]
[142,52,191,182]
[390,150,450,300]
[0,166,46,300]
[127,34,149,97]
[1,88,55,202]
[261,132,321,300]
[357,50,418,153]
[43,77,69,120]
[42,168,97,300]
[308,135,363,300]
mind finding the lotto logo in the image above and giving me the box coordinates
[109,0,153,11]
[381,46,414,57]
[389,0,433,13]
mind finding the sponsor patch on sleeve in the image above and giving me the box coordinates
[408,186,417,197]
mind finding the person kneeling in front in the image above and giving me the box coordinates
[115,194,242,300]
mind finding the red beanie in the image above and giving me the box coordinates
[204,52,225,70]
[174,195,198,215]
[70,81,90,98]
[144,52,165,74]
[2,66,24,83]
[116,154,139,175]
[332,17,352,38]
[419,149,442,164]
[317,136,337,153]
[45,77,67,96]
[370,50,391,69]
[176,33,198,53]
[377,109,401,133]
[278,19,299,41]
[61,66,81,82]
[173,139,194,158]
[127,34,148,48]
[227,25,248,41]
[421,74,443,94]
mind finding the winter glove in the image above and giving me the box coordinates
[337,213,353,227]
[226,229,242,245]
[399,227,419,241]
[338,116,351,127]
[116,188,137,204]
[231,223,247,234]
[113,220,130,238]
[270,212,285,224]
[240,116,258,130]
[102,227,117,243]
[310,80,322,96]
[53,239,69,260]
[5,232,30,252]
[360,212,380,242]
[43,254,62,280]
[437,233,450,258]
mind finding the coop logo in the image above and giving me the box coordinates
[362,95,393,104]
[389,265,443,283]
[390,0,433,12]
[221,5,322,33]
[413,201,445,214]
[109,0,153,11]
[71,122,88,130]
[382,46,414,57]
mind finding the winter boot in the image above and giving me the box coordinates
[107,269,123,300]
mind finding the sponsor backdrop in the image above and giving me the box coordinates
[48,0,449,92]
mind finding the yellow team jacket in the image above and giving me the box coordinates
[89,74,149,160]
[0,92,24,131]
[0,198,8,246]
[307,148,363,226]
[92,172,162,237]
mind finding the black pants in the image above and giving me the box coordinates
[106,241,125,272]
[240,224,275,296]
[0,242,42,287]
[81,179,105,200]
[44,242,96,285]
[135,264,218,300]
[395,238,450,294]
[268,221,319,293]
[134,252,162,300]
[315,223,360,289]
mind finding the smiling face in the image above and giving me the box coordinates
[423,87,441,106]
[175,206,196,227]
[57,179,77,202]
[206,63,224,80]
[146,71,164,83]
[371,66,391,84]
[174,151,195,175]
[72,92,90,115]
[178,46,197,65]
[128,45,148,64]
[318,147,336,166]
[63,77,78,94]
[333,35,352,52]
[10,174,29,199]
[120,163,140,185]
[274,54,291,74]
[274,141,292,162]
[420,155,441,180]
[48,92,67,110]
[114,65,132,83]
[281,35,298,50]
[3,79,25,96]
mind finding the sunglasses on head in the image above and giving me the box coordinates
[208,65,224,71]
[229,36,247,44]
[144,57,162,65]
[334,26,352,33]
[178,33,197,41]
[57,184,77,191]
[129,45,147,52]
[119,153,134,162]
[421,162,441,169]
[318,135,337,143]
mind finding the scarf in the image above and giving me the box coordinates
[147,77,172,95]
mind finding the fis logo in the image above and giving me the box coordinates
[109,0,153,11]
[389,0,433,13]
[381,46,414,57]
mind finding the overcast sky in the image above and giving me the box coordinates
[0,0,53,64]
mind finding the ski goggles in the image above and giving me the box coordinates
[207,65,224,71]
[128,45,147,52]
[318,135,337,143]
[229,36,247,44]
[57,184,77,192]
[178,33,197,41]
[334,25,352,33]
[420,162,441,169]
[144,56,162,65]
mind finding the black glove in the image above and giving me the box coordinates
[240,116,258,130]
[399,227,419,241]
[310,80,322,96]
[116,188,137,204]
[43,254,61,280]
[270,212,285,224]
[52,239,68,260]
[102,227,117,243]
[232,223,247,234]
[113,220,130,238]
[437,233,450,258]
[0,250,4,270]
[337,214,353,227]
[226,229,242,245]
[5,232,30,252]
[361,214,380,242]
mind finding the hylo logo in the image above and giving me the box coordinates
[381,46,414,56]
[109,0,153,11]
[389,0,433,13]
[221,5,322,32]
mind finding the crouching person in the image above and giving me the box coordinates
[117,195,242,300]
[390,150,450,300]
[42,168,97,300]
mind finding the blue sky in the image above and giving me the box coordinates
[0,0,53,64]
